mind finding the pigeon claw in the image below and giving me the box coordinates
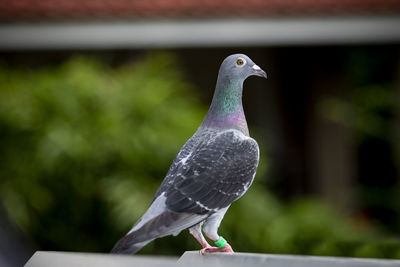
[200,243,234,254]
[200,246,217,255]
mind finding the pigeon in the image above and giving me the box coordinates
[111,54,267,255]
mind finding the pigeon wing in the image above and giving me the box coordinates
[163,129,259,214]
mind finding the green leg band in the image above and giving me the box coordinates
[214,236,227,248]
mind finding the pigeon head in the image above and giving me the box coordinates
[202,54,267,135]
[218,54,267,81]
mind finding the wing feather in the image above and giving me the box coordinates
[163,129,259,214]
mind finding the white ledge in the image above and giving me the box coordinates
[24,251,178,267]
[179,251,400,267]
[24,250,400,267]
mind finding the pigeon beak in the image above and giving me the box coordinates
[252,64,267,79]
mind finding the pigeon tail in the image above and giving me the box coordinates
[110,234,151,254]
[110,210,173,254]
[110,208,207,254]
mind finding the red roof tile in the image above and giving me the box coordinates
[1,0,400,21]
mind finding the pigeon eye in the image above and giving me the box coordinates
[236,58,246,67]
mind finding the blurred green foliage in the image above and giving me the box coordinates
[0,53,205,252]
[0,53,399,258]
[317,48,400,235]
[318,83,396,141]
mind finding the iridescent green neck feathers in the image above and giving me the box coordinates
[202,75,249,135]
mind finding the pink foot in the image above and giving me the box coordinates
[200,243,234,254]
[200,245,217,255]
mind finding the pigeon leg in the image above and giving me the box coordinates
[189,222,214,251]
[201,207,234,253]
